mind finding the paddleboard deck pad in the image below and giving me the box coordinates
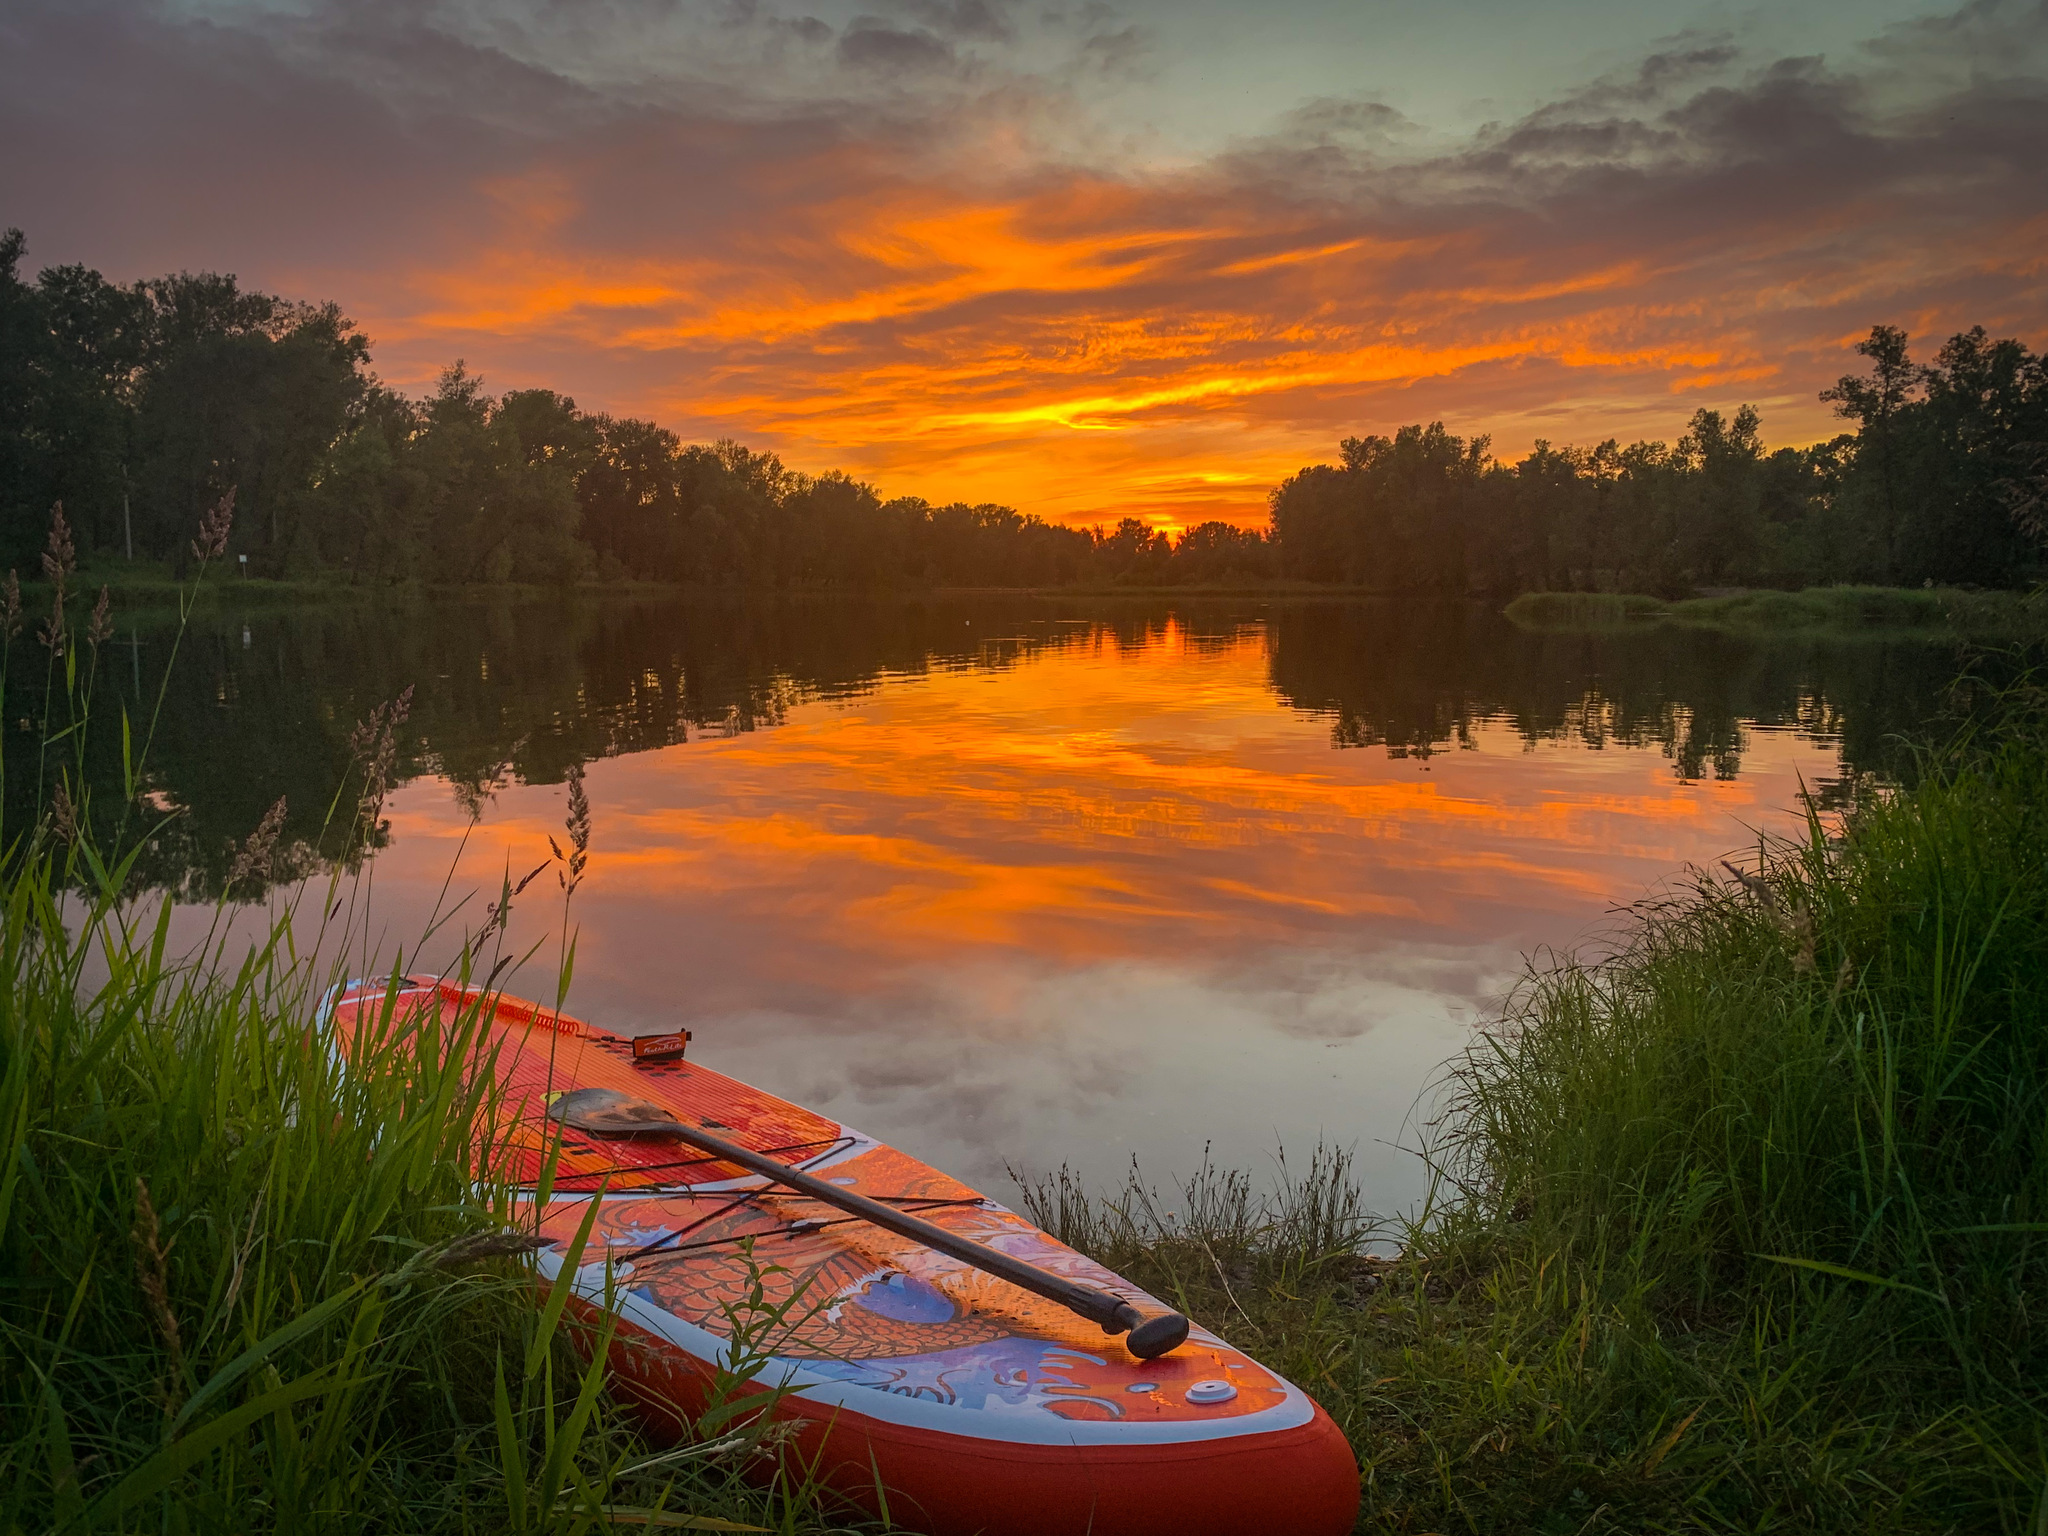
[329,978,1359,1536]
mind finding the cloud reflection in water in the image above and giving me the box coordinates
[363,615,1841,1207]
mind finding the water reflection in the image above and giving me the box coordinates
[12,595,1988,1205]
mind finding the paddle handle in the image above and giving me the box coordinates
[649,1120,1191,1360]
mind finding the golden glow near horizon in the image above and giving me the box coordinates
[349,155,2037,533]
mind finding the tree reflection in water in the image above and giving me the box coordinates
[4,592,2005,902]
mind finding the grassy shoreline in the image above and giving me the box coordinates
[0,864,873,1534]
[54,563,1396,620]
[0,545,867,1534]
[1505,584,2048,637]
[57,562,2048,622]
[1037,689,2048,1531]
[7,536,2044,1530]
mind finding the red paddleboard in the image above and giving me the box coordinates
[329,978,1359,1536]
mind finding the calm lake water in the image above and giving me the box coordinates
[30,594,1977,1210]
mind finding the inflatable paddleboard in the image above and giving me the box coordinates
[329,978,1359,1536]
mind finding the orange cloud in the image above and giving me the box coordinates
[12,0,2042,531]
[358,110,2044,530]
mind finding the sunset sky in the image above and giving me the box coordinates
[4,0,2044,529]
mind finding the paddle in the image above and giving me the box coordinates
[547,1088,1192,1360]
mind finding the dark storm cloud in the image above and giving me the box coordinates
[1075,23,1148,78]
[837,18,957,70]
[1220,14,2044,280]
[1521,39,1745,119]
[898,0,1018,42]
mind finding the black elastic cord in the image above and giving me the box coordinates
[619,1198,988,1265]
[517,1129,988,1265]
[522,1133,857,1190]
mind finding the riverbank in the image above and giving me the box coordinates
[43,557,385,617]
[52,561,1371,621]
[1505,584,2047,637]
[0,856,857,1533]
[1035,686,2048,1532]
[68,561,2048,627]
[0,558,857,1536]
[8,552,2040,1531]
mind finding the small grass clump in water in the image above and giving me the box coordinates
[1501,591,1670,628]
[1029,686,2048,1532]
[1506,583,2047,636]
[1667,584,1989,631]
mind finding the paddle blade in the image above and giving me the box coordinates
[548,1087,685,1136]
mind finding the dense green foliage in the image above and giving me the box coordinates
[1272,327,2048,594]
[0,866,880,1532]
[7,231,2042,592]
[1504,584,2045,636]
[1462,693,2048,1370]
[0,230,373,576]
[1039,689,2048,1531]
[0,551,877,1534]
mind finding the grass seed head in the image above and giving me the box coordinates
[191,488,235,563]
[130,1177,187,1414]
[49,779,76,844]
[37,584,63,655]
[40,501,74,589]
[228,796,288,893]
[562,761,591,894]
[350,685,416,820]
[430,1231,554,1269]
[1789,900,1816,973]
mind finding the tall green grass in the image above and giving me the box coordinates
[0,501,875,1535]
[0,861,877,1533]
[1501,592,1670,628]
[1030,686,2048,1532]
[1445,686,2048,1519]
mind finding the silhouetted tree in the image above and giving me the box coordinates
[1822,325,1919,581]
[3,230,2041,596]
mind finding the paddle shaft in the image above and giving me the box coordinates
[644,1119,1189,1358]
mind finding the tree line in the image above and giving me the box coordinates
[4,228,2042,593]
[1270,326,2048,595]
[0,229,1140,587]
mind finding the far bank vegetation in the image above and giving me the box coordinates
[3,229,2044,595]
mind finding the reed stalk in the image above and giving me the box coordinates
[0,507,880,1535]
[1031,681,2048,1532]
